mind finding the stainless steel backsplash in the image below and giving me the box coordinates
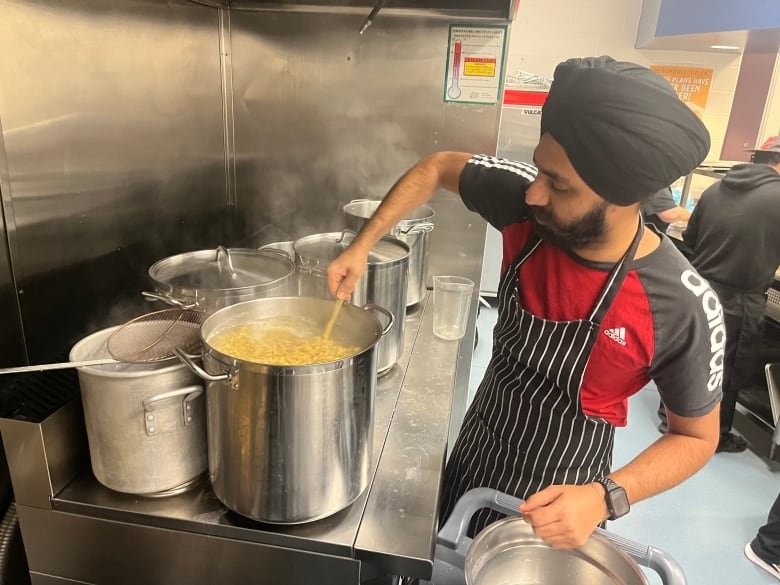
[0,0,503,365]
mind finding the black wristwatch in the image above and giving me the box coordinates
[594,477,630,520]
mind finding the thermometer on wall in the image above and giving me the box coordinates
[447,40,462,100]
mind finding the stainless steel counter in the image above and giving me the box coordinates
[21,277,482,583]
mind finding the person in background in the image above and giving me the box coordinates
[745,492,780,580]
[676,137,780,453]
[328,57,720,553]
[641,187,691,233]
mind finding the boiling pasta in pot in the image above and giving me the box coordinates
[208,317,360,365]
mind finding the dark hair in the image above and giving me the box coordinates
[751,150,780,165]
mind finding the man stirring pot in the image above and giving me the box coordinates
[328,57,721,550]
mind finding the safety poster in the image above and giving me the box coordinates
[444,25,508,105]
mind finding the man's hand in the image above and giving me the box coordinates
[519,483,608,549]
[327,245,370,301]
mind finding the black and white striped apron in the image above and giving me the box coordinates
[439,217,644,535]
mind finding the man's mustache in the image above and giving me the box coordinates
[529,205,553,225]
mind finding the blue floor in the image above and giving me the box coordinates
[467,304,780,584]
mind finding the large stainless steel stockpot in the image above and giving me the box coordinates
[147,247,296,313]
[70,326,207,496]
[429,489,684,585]
[294,231,408,375]
[465,517,650,585]
[177,296,392,524]
[343,199,434,307]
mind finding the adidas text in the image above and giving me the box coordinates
[604,327,627,346]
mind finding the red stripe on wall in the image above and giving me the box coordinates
[503,89,549,106]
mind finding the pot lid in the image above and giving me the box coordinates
[149,247,294,292]
[294,231,409,265]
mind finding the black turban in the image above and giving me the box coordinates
[540,56,711,206]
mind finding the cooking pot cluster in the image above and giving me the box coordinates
[72,206,429,524]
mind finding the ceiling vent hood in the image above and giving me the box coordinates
[223,0,518,20]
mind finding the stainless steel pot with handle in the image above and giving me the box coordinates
[70,326,207,496]
[343,199,434,307]
[146,246,296,313]
[257,240,295,261]
[176,296,393,524]
[294,231,408,375]
[426,488,686,585]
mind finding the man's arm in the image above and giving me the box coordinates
[327,152,472,300]
[656,206,691,223]
[522,255,721,549]
[520,408,718,549]
[612,405,719,499]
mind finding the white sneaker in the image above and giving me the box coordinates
[745,542,780,580]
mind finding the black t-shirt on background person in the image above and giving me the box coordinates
[684,163,780,293]
[640,187,677,233]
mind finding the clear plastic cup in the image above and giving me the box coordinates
[433,276,475,340]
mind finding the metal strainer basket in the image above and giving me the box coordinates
[106,308,205,363]
[766,288,780,323]
[0,308,206,375]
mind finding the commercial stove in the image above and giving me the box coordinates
[1,292,480,585]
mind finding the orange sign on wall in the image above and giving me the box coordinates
[651,65,714,118]
[464,56,497,77]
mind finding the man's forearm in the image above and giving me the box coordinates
[609,426,716,505]
[657,207,691,223]
[351,151,471,252]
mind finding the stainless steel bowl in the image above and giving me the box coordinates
[465,517,649,585]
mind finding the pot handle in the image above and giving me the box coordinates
[439,487,687,585]
[437,487,520,548]
[339,228,358,244]
[596,530,687,585]
[141,291,197,310]
[215,245,237,278]
[395,221,435,236]
[257,247,294,262]
[174,348,230,382]
[141,385,203,436]
[362,303,394,336]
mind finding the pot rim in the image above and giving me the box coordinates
[465,516,648,585]
[294,231,410,270]
[343,199,435,225]
[203,344,376,376]
[200,296,384,373]
[69,325,190,378]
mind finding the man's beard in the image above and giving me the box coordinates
[530,201,609,250]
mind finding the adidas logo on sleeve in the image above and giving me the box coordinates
[604,327,627,346]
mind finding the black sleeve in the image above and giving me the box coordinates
[643,247,722,418]
[458,155,536,230]
[641,188,677,216]
[682,197,702,250]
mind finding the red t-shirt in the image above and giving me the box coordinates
[460,155,722,426]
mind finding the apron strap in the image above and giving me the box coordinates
[587,214,645,324]
[503,233,543,284]
[505,214,645,325]
[514,236,543,270]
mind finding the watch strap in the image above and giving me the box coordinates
[594,477,629,520]
[595,477,619,493]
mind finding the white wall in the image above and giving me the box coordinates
[759,54,780,144]
[506,0,742,161]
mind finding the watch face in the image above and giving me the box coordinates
[610,487,631,518]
